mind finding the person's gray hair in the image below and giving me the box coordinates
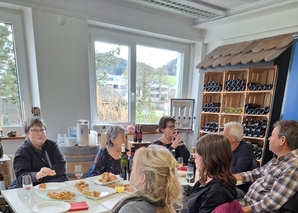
[224,121,243,142]
[274,120,298,150]
[23,117,47,134]
[106,125,126,147]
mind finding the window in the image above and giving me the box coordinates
[89,26,191,125]
[0,10,30,128]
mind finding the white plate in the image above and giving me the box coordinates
[85,175,122,186]
[34,189,85,202]
[35,182,66,191]
[32,201,70,213]
[63,181,117,200]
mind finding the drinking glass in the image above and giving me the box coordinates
[177,157,183,168]
[57,133,68,146]
[74,165,83,180]
[115,181,124,199]
[186,167,194,182]
[22,174,33,199]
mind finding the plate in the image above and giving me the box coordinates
[35,189,85,202]
[63,181,117,200]
[35,182,66,191]
[32,201,70,213]
[85,175,122,186]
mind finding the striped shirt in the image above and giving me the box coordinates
[241,149,298,213]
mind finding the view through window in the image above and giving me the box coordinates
[94,41,182,124]
[0,22,22,128]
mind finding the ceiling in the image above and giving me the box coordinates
[119,0,298,27]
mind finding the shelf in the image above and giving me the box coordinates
[200,66,276,149]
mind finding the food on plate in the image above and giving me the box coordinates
[107,183,135,193]
[75,180,100,198]
[39,183,47,189]
[47,191,76,200]
[75,180,89,192]
[98,172,117,183]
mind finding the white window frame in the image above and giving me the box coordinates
[88,25,191,125]
[0,8,31,130]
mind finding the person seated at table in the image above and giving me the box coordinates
[223,121,254,174]
[153,116,190,164]
[234,120,298,213]
[111,144,183,213]
[185,134,238,213]
[9,117,68,189]
[88,125,127,177]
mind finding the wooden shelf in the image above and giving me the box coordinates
[199,66,277,155]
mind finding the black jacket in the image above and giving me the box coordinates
[185,179,237,213]
[12,139,68,188]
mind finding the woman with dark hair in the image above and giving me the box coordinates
[9,117,68,189]
[153,116,190,164]
[88,125,127,177]
[185,134,238,213]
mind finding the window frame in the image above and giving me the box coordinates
[88,25,192,125]
[0,8,31,129]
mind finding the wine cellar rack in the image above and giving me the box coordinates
[199,66,277,162]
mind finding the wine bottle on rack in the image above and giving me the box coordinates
[120,144,128,180]
[187,147,196,183]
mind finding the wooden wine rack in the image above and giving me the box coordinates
[199,66,277,161]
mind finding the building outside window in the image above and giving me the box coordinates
[89,27,190,125]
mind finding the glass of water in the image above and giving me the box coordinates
[186,166,194,182]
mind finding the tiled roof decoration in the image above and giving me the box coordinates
[196,32,297,69]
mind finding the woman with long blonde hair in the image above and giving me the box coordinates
[111,145,183,213]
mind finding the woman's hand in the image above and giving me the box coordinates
[171,133,183,149]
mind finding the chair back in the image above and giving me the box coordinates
[211,200,244,213]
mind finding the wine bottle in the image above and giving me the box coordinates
[187,147,196,183]
[128,146,135,180]
[137,125,142,143]
[0,172,5,195]
[133,125,138,142]
[119,144,128,180]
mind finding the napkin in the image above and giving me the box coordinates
[178,166,187,171]
[69,201,89,211]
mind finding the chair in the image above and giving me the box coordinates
[211,200,244,213]
[277,191,298,213]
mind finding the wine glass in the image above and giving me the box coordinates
[177,157,183,168]
[115,181,124,199]
[186,166,194,182]
[74,165,83,180]
[22,174,33,199]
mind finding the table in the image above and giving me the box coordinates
[1,179,129,213]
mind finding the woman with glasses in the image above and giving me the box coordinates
[153,116,190,164]
[8,117,68,189]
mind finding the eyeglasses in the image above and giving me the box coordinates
[166,125,175,129]
[30,129,46,134]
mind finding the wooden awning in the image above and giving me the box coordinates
[196,32,298,69]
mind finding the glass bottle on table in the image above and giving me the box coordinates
[187,147,196,183]
[120,144,128,180]
[128,146,135,180]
